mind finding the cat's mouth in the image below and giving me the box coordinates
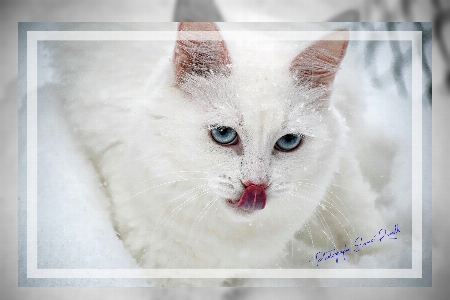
[227,184,267,213]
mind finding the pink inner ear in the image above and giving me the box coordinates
[290,31,349,87]
[174,22,231,84]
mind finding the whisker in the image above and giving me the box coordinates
[295,178,353,216]
[119,177,208,205]
[316,210,337,248]
[290,186,353,242]
[151,188,211,237]
[293,182,355,235]
[133,183,209,223]
[296,179,355,223]
[168,189,209,218]
[288,190,353,247]
[211,198,220,228]
[189,195,219,239]
[140,170,211,184]
[287,192,342,247]
[304,219,315,248]
[283,195,338,252]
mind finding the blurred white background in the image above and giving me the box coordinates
[1,0,447,299]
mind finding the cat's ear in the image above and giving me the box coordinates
[290,31,349,87]
[174,22,231,84]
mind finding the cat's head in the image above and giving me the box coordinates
[164,22,349,223]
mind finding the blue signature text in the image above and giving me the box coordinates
[309,223,400,266]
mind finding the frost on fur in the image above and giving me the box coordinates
[48,23,405,287]
[174,22,231,84]
[290,31,349,110]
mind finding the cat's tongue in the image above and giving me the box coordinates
[236,185,266,210]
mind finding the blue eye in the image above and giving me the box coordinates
[275,134,302,151]
[211,126,238,145]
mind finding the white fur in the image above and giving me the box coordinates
[48,24,408,286]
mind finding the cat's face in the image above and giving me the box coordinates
[139,23,349,229]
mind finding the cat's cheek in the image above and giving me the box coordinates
[226,142,243,155]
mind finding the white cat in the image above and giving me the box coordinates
[49,22,404,286]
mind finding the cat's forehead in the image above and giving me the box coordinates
[227,38,304,64]
[203,75,303,137]
[236,79,290,125]
[180,38,327,134]
[228,41,303,110]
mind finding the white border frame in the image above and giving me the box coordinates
[26,30,422,279]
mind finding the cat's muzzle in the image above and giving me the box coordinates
[229,184,267,211]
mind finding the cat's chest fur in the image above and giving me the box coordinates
[53,23,387,286]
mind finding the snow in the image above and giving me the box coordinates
[18,43,152,287]
[18,23,423,288]
[11,12,432,295]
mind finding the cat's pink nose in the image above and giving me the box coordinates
[242,181,268,189]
